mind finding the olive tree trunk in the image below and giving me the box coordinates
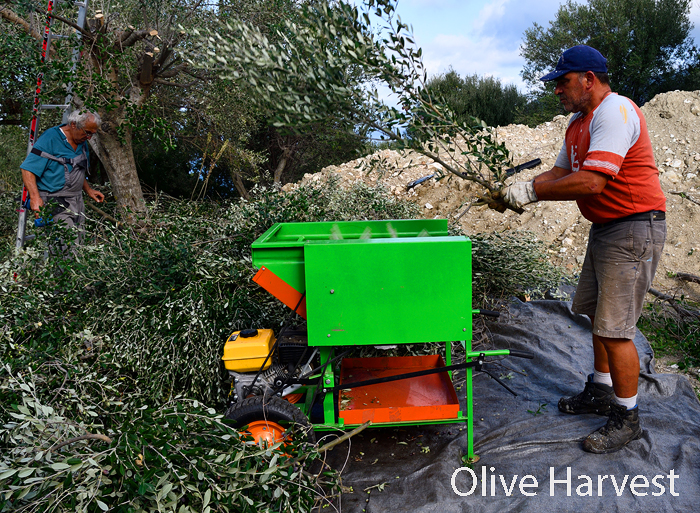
[90,127,146,216]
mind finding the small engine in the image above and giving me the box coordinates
[222,328,312,404]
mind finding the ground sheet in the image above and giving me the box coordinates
[324,300,700,513]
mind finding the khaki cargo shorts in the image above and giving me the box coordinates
[572,214,666,339]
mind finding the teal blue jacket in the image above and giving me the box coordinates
[20,125,90,193]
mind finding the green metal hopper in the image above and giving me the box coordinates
[252,219,471,347]
[233,219,532,461]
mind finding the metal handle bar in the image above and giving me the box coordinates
[508,349,534,359]
[474,309,500,318]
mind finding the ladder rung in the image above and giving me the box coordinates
[50,34,71,39]
[40,104,70,110]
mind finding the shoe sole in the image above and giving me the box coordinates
[582,429,642,454]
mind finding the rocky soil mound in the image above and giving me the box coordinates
[287,90,700,295]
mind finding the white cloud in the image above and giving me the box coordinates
[472,0,511,34]
[690,3,700,42]
[422,33,525,89]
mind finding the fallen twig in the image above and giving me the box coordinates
[676,272,700,285]
[364,482,389,492]
[281,421,371,470]
[670,191,700,207]
[648,288,700,318]
[86,201,121,226]
[452,200,475,223]
[317,421,372,454]
[52,433,113,452]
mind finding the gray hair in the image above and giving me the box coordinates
[67,109,101,128]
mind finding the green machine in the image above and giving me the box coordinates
[221,219,532,460]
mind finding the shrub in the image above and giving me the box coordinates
[0,177,566,510]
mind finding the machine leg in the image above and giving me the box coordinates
[320,347,336,426]
[465,365,477,462]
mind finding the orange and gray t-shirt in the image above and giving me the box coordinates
[554,92,666,224]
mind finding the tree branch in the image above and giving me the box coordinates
[278,421,371,470]
[676,272,700,285]
[157,62,189,78]
[52,433,113,452]
[182,67,208,81]
[0,6,41,40]
[140,52,154,86]
[86,201,121,226]
[119,29,152,48]
[51,13,94,39]
[648,288,700,318]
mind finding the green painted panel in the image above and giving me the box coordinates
[252,219,450,294]
[304,236,472,346]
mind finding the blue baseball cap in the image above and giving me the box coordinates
[540,45,608,82]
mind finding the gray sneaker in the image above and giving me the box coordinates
[558,374,614,415]
[583,403,642,454]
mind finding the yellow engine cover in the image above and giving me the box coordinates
[222,329,275,372]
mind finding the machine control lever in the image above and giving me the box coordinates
[508,349,535,359]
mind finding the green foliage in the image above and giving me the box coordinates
[0,0,93,127]
[248,122,368,187]
[0,176,569,509]
[513,87,567,128]
[638,302,700,370]
[469,231,566,301]
[0,126,26,193]
[521,0,699,105]
[425,69,527,128]
[0,365,330,512]
[0,179,423,511]
[191,0,516,206]
[0,178,420,404]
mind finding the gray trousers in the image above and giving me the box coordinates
[38,169,86,250]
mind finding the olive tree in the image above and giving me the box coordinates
[521,0,699,105]
[190,0,517,210]
[1,0,223,216]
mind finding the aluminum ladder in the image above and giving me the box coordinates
[15,0,89,249]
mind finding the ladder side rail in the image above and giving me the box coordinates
[17,0,59,250]
[26,0,58,153]
[17,0,91,250]
[62,0,89,123]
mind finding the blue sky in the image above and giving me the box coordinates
[379,0,700,92]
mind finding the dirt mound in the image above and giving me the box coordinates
[286,90,700,293]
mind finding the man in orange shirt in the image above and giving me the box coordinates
[502,45,666,453]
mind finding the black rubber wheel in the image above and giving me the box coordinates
[225,395,316,443]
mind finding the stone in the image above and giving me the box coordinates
[662,170,681,183]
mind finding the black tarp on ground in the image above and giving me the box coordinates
[324,300,700,512]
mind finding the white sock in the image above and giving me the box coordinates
[592,370,613,386]
[614,394,638,410]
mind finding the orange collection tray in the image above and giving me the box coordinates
[338,355,460,425]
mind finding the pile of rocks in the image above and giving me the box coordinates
[287,90,700,291]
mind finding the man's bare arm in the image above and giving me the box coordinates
[21,169,44,211]
[533,168,609,201]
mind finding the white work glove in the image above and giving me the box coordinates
[503,180,538,209]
